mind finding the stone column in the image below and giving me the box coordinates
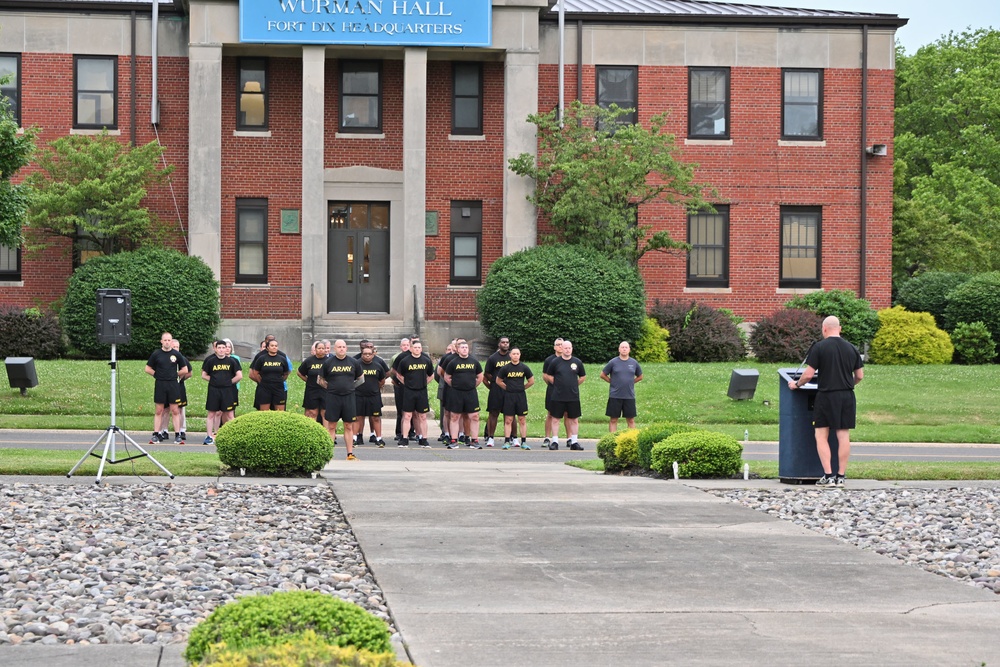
[503,50,539,255]
[188,44,223,278]
[403,48,428,324]
[301,46,326,318]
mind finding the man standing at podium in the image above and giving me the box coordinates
[787,316,864,488]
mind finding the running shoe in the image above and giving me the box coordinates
[569,442,584,451]
[419,440,432,448]
[174,433,185,445]
[180,432,187,442]
[815,474,837,488]
[834,475,846,488]
[149,432,161,444]
[159,430,169,442]
[347,453,357,461]
[369,434,377,443]
[467,440,483,449]
[548,441,559,450]
[485,437,495,448]
[203,436,215,446]
[377,439,386,449]
[502,442,511,450]
[446,440,460,450]
[521,442,531,450]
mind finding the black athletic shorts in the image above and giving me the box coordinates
[401,387,430,414]
[302,385,326,410]
[446,388,481,414]
[177,380,188,408]
[502,392,528,417]
[544,383,555,413]
[255,383,287,408]
[325,393,357,423]
[355,394,383,418]
[154,379,182,406]
[206,385,238,412]
[487,385,505,413]
[813,390,856,430]
[549,399,582,419]
[606,397,637,419]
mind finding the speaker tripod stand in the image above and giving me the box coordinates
[68,343,175,484]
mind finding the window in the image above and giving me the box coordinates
[450,200,482,285]
[340,60,381,133]
[73,225,107,269]
[781,207,821,288]
[687,206,729,287]
[596,66,638,126]
[783,69,823,139]
[689,68,729,139]
[238,58,268,130]
[74,56,117,129]
[0,244,20,281]
[236,199,268,284]
[452,62,482,135]
[0,54,21,125]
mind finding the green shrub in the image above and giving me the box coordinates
[632,317,669,363]
[942,272,1000,341]
[650,431,743,478]
[215,412,333,475]
[613,428,641,468]
[636,421,699,470]
[895,271,972,328]
[869,306,953,365]
[596,432,625,474]
[476,244,644,362]
[196,630,413,667]
[648,300,746,362]
[183,592,392,665]
[0,305,63,359]
[748,308,822,363]
[950,321,997,365]
[785,289,880,349]
[60,246,220,359]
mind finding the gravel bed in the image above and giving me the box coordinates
[712,486,1000,594]
[0,483,395,646]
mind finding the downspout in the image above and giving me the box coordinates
[859,24,868,299]
[151,0,159,125]
[130,10,137,145]
[557,0,565,125]
[576,20,582,103]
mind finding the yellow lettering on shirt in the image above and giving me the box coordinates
[214,364,231,371]
[310,363,323,370]
[409,363,427,371]
[328,365,353,372]
[364,368,380,376]
[506,371,524,378]
[455,363,476,371]
[262,361,284,368]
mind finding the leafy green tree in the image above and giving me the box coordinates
[508,101,713,266]
[0,92,36,249]
[24,132,173,255]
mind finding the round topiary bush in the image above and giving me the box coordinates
[215,411,333,475]
[612,428,641,468]
[0,305,63,359]
[60,246,220,359]
[596,432,625,473]
[476,244,644,362]
[183,591,393,665]
[869,306,953,365]
[748,308,823,363]
[942,271,1000,341]
[650,431,742,478]
[648,300,745,362]
[950,321,997,365]
[197,630,414,667]
[632,317,669,363]
[895,271,972,329]
[636,421,699,470]
[785,289,880,349]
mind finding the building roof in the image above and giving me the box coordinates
[546,0,907,27]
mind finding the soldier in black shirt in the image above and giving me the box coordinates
[144,332,192,445]
[298,339,330,423]
[495,347,534,449]
[390,337,416,441]
[445,341,484,449]
[542,337,564,448]
[352,340,390,445]
[356,345,388,448]
[542,339,586,451]
[435,340,458,443]
[201,340,242,445]
[482,336,513,447]
[393,340,434,448]
[320,339,363,460]
[250,339,291,410]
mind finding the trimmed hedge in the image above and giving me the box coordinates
[950,321,997,365]
[785,289,880,349]
[596,432,626,474]
[215,411,333,475]
[632,317,669,363]
[60,246,220,359]
[650,431,743,478]
[196,631,413,667]
[636,421,699,470]
[895,271,971,328]
[649,300,746,362]
[748,308,822,363]
[184,592,393,665]
[0,305,63,359]
[942,272,1000,342]
[869,306,953,365]
[613,428,641,468]
[476,244,645,362]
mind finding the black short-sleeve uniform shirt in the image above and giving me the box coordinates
[297,355,328,389]
[547,356,586,401]
[252,352,290,387]
[202,355,241,387]
[321,355,362,395]
[496,362,533,392]
[357,359,387,397]
[398,353,435,390]
[806,337,864,392]
[147,349,190,381]
[445,356,483,391]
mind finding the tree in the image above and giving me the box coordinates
[23,132,173,256]
[0,92,36,249]
[894,29,1000,278]
[508,101,713,266]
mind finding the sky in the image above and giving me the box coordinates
[768,0,999,53]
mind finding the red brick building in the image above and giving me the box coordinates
[0,0,904,354]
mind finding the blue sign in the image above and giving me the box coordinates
[240,0,492,47]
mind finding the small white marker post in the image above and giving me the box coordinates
[240,468,246,477]
[672,461,679,480]
[744,463,750,481]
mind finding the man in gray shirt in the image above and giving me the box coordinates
[600,341,643,432]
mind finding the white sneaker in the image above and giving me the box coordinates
[485,437,495,448]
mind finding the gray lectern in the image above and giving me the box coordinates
[777,368,837,483]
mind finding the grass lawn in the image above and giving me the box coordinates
[0,448,223,476]
[1,360,998,443]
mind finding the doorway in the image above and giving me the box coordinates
[327,201,390,313]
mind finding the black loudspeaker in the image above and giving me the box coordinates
[96,288,132,345]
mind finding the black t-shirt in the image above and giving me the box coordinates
[354,351,390,374]
[322,355,362,395]
[805,336,864,392]
[147,348,190,382]
[202,355,241,388]
[252,352,290,386]
[546,356,586,401]
[297,354,328,389]
[485,351,512,388]
[357,359,386,397]
[397,353,435,390]
[436,352,456,384]
[445,355,482,392]
[496,362,533,393]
